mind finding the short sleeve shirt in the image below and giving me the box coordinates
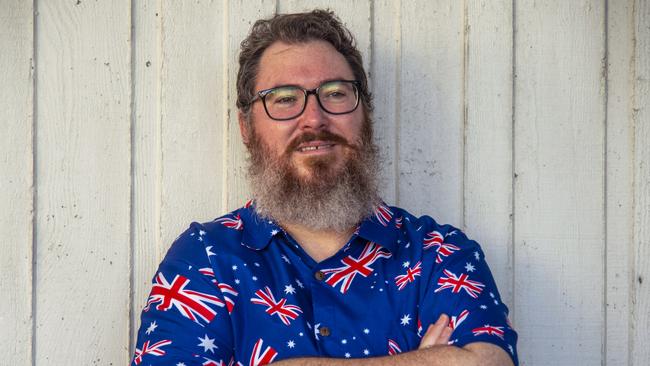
[132,202,518,365]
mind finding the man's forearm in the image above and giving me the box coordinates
[271,343,512,366]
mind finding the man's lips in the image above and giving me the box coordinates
[296,141,337,152]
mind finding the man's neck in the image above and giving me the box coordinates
[281,222,356,263]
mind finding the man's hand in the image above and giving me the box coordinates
[418,314,453,349]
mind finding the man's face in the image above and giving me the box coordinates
[242,40,366,182]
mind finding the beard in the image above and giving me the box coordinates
[245,118,381,232]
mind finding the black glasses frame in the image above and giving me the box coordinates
[249,80,361,121]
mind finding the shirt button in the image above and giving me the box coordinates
[319,326,331,337]
[314,271,325,281]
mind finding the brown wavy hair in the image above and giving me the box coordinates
[236,9,372,119]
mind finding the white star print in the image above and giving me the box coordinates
[234,278,240,284]
[341,339,347,344]
[314,323,321,340]
[282,255,291,264]
[345,353,351,358]
[494,300,499,305]
[284,284,296,294]
[465,262,476,272]
[363,328,370,334]
[480,305,487,309]
[252,276,258,281]
[287,340,295,348]
[199,230,206,236]
[145,321,157,335]
[205,246,216,257]
[489,292,495,298]
[508,344,514,354]
[474,251,480,260]
[363,349,370,356]
[445,230,457,237]
[296,279,304,288]
[176,363,186,366]
[402,261,410,268]
[197,236,203,241]
[271,229,279,236]
[232,265,238,271]
[400,314,411,326]
[254,262,260,267]
[299,332,304,337]
[197,334,217,353]
[405,242,411,248]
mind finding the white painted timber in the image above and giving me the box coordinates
[0,1,33,365]
[159,0,226,246]
[514,1,606,365]
[224,0,277,211]
[398,0,464,225]
[633,1,650,364]
[606,0,635,364]
[35,1,131,364]
[464,0,514,313]
[372,0,400,204]
[131,0,163,351]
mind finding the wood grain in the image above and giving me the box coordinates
[131,0,163,352]
[159,0,226,246]
[398,0,464,225]
[464,0,514,314]
[633,1,650,364]
[0,1,33,364]
[35,1,131,364]
[514,1,606,364]
[605,0,635,364]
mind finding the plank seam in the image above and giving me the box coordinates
[510,0,517,322]
[602,0,609,363]
[394,1,402,206]
[221,0,230,211]
[462,0,469,230]
[128,0,136,359]
[629,1,638,363]
[31,0,39,365]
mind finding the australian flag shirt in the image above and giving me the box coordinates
[132,201,518,365]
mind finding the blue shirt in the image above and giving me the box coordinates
[132,202,518,366]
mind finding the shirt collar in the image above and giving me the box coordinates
[238,201,400,253]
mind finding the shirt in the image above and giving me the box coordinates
[132,201,518,366]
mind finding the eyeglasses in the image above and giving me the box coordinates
[249,80,361,121]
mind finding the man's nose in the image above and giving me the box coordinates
[297,94,328,130]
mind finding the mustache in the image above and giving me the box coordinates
[285,131,354,154]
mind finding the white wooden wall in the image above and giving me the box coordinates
[1,1,648,365]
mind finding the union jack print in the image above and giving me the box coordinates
[434,269,485,299]
[387,338,402,355]
[203,358,225,366]
[450,309,469,330]
[417,318,423,337]
[424,230,461,264]
[373,204,393,226]
[199,268,239,314]
[133,339,171,365]
[215,213,244,230]
[472,325,505,339]
[395,216,403,229]
[244,199,253,208]
[144,273,225,323]
[321,241,392,294]
[394,261,422,290]
[251,286,302,325]
[249,338,278,366]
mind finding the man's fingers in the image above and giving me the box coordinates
[439,324,453,345]
[418,314,449,349]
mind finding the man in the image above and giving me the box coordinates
[132,10,517,366]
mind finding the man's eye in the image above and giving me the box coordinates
[273,96,298,104]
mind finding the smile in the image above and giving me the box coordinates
[296,143,336,152]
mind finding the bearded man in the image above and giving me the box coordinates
[132,10,518,366]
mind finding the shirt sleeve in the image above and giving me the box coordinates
[131,223,235,366]
[418,226,519,365]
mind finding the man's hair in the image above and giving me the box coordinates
[236,9,372,118]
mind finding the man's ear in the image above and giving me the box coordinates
[238,111,250,146]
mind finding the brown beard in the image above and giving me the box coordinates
[245,118,381,232]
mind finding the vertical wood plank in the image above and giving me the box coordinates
[224,0,277,211]
[131,0,162,350]
[399,0,464,224]
[372,0,400,204]
[35,1,131,364]
[605,0,635,364]
[464,0,514,311]
[159,0,225,245]
[514,1,606,364]
[0,1,33,364]
[632,1,650,364]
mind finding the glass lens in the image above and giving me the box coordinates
[264,86,304,120]
[318,81,358,113]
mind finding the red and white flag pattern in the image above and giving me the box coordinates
[249,338,278,366]
[199,267,239,313]
[144,273,225,323]
[387,339,402,355]
[374,204,394,226]
[251,286,302,325]
[394,261,422,290]
[133,339,172,365]
[450,309,470,330]
[321,241,392,294]
[215,214,244,230]
[434,269,485,299]
[472,325,505,339]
